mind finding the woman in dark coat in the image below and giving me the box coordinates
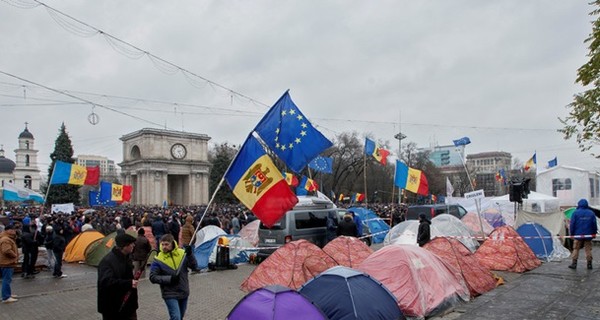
[417,213,431,247]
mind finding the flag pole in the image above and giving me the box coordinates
[363,153,368,206]
[43,161,58,206]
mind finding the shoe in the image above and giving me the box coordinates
[59,274,67,278]
[2,297,18,303]
[588,261,593,270]
[11,295,18,298]
[191,269,202,274]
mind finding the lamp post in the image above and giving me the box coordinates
[394,133,407,204]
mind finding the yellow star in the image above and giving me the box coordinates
[296,115,303,121]
[301,122,307,128]
[289,109,296,115]
[295,138,301,144]
[275,143,280,148]
[281,110,287,116]
[281,145,287,151]
[289,143,294,149]
[275,128,280,134]
[300,130,307,136]
[275,136,278,142]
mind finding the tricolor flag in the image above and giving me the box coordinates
[50,160,100,186]
[283,171,299,187]
[524,152,537,172]
[224,134,298,227]
[99,181,133,202]
[352,193,365,202]
[364,138,390,165]
[296,176,318,195]
[394,160,429,196]
[2,182,44,203]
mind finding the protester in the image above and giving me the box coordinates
[0,225,19,303]
[337,212,358,237]
[21,224,39,279]
[152,215,168,249]
[150,234,195,320]
[417,213,431,247]
[43,225,55,271]
[326,211,339,242]
[568,199,598,270]
[180,215,195,247]
[132,227,153,278]
[350,210,363,237]
[231,213,241,235]
[52,226,67,278]
[97,233,139,320]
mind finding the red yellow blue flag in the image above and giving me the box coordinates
[365,138,390,165]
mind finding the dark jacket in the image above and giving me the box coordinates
[417,218,431,247]
[97,247,138,318]
[132,234,152,261]
[570,199,598,240]
[151,219,168,239]
[149,240,193,300]
[52,233,66,254]
[337,215,358,237]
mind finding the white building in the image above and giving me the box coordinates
[75,154,118,178]
[536,165,600,207]
[0,125,42,192]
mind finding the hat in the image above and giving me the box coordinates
[115,233,136,247]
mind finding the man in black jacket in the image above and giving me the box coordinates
[417,213,431,247]
[97,233,138,320]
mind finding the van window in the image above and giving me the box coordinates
[259,217,286,230]
[295,211,328,229]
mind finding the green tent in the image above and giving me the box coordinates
[84,230,137,267]
[564,207,576,220]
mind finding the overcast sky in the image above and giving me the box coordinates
[0,1,596,174]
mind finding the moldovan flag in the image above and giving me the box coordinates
[353,193,365,202]
[524,152,537,172]
[283,171,299,187]
[99,181,130,202]
[225,134,298,227]
[364,138,390,165]
[394,160,429,196]
[50,160,100,185]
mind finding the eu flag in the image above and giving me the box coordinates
[452,137,471,147]
[254,91,333,173]
[308,156,333,174]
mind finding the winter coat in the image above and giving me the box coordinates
[181,215,195,246]
[417,219,431,247]
[0,230,19,267]
[132,235,152,261]
[97,247,138,318]
[149,240,193,300]
[52,233,66,254]
[570,199,598,240]
[337,215,358,237]
[151,219,168,239]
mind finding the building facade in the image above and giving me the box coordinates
[119,128,211,206]
[536,165,600,207]
[0,125,42,192]
[75,154,118,180]
[465,151,512,197]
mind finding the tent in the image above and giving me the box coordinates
[423,237,496,298]
[227,285,327,320]
[238,220,260,247]
[299,266,403,320]
[348,207,390,244]
[432,215,479,252]
[474,226,541,273]
[383,220,424,246]
[84,230,137,266]
[240,240,336,292]
[192,225,227,269]
[194,225,227,248]
[322,236,373,268]
[516,222,553,261]
[461,212,494,237]
[482,209,506,228]
[227,236,258,265]
[63,230,104,263]
[358,244,469,319]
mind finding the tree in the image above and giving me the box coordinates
[208,142,239,203]
[560,1,600,157]
[43,123,81,206]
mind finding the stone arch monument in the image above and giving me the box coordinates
[119,128,210,206]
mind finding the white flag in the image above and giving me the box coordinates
[446,177,454,197]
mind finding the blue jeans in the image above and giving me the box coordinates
[1,267,13,300]
[164,297,188,320]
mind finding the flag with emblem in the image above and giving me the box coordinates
[364,138,390,165]
[50,160,99,185]
[225,134,298,227]
[254,91,333,173]
[394,160,429,196]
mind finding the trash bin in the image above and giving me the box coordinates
[215,236,230,270]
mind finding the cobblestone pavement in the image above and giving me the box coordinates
[1,245,599,319]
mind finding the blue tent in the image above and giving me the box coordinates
[349,207,390,244]
[516,222,553,261]
[299,266,403,320]
[193,234,256,269]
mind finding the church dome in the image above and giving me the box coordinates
[0,155,16,173]
[19,127,34,139]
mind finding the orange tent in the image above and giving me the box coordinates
[474,225,541,273]
[64,230,104,263]
[322,236,373,268]
[240,240,336,292]
[424,237,496,297]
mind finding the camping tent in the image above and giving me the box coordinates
[240,240,336,292]
[238,220,260,247]
[227,285,327,320]
[432,215,479,252]
[516,222,553,261]
[322,236,373,268]
[194,225,227,248]
[383,220,425,246]
[474,226,541,273]
[461,212,494,237]
[63,230,104,263]
[423,237,496,297]
[358,244,469,319]
[348,207,390,244]
[299,266,403,320]
[84,230,137,266]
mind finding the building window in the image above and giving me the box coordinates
[591,178,597,199]
[24,175,31,189]
[25,155,30,166]
[25,141,29,149]
[552,178,572,197]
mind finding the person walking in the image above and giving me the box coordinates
[43,225,55,271]
[180,215,201,274]
[52,226,67,278]
[97,233,139,320]
[132,228,152,278]
[417,213,431,247]
[21,224,39,279]
[568,199,598,270]
[0,225,19,303]
[150,234,195,320]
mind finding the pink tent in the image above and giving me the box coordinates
[240,240,336,292]
[461,212,494,237]
[238,220,260,247]
[322,236,373,268]
[424,237,496,297]
[474,225,541,273]
[358,244,469,319]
